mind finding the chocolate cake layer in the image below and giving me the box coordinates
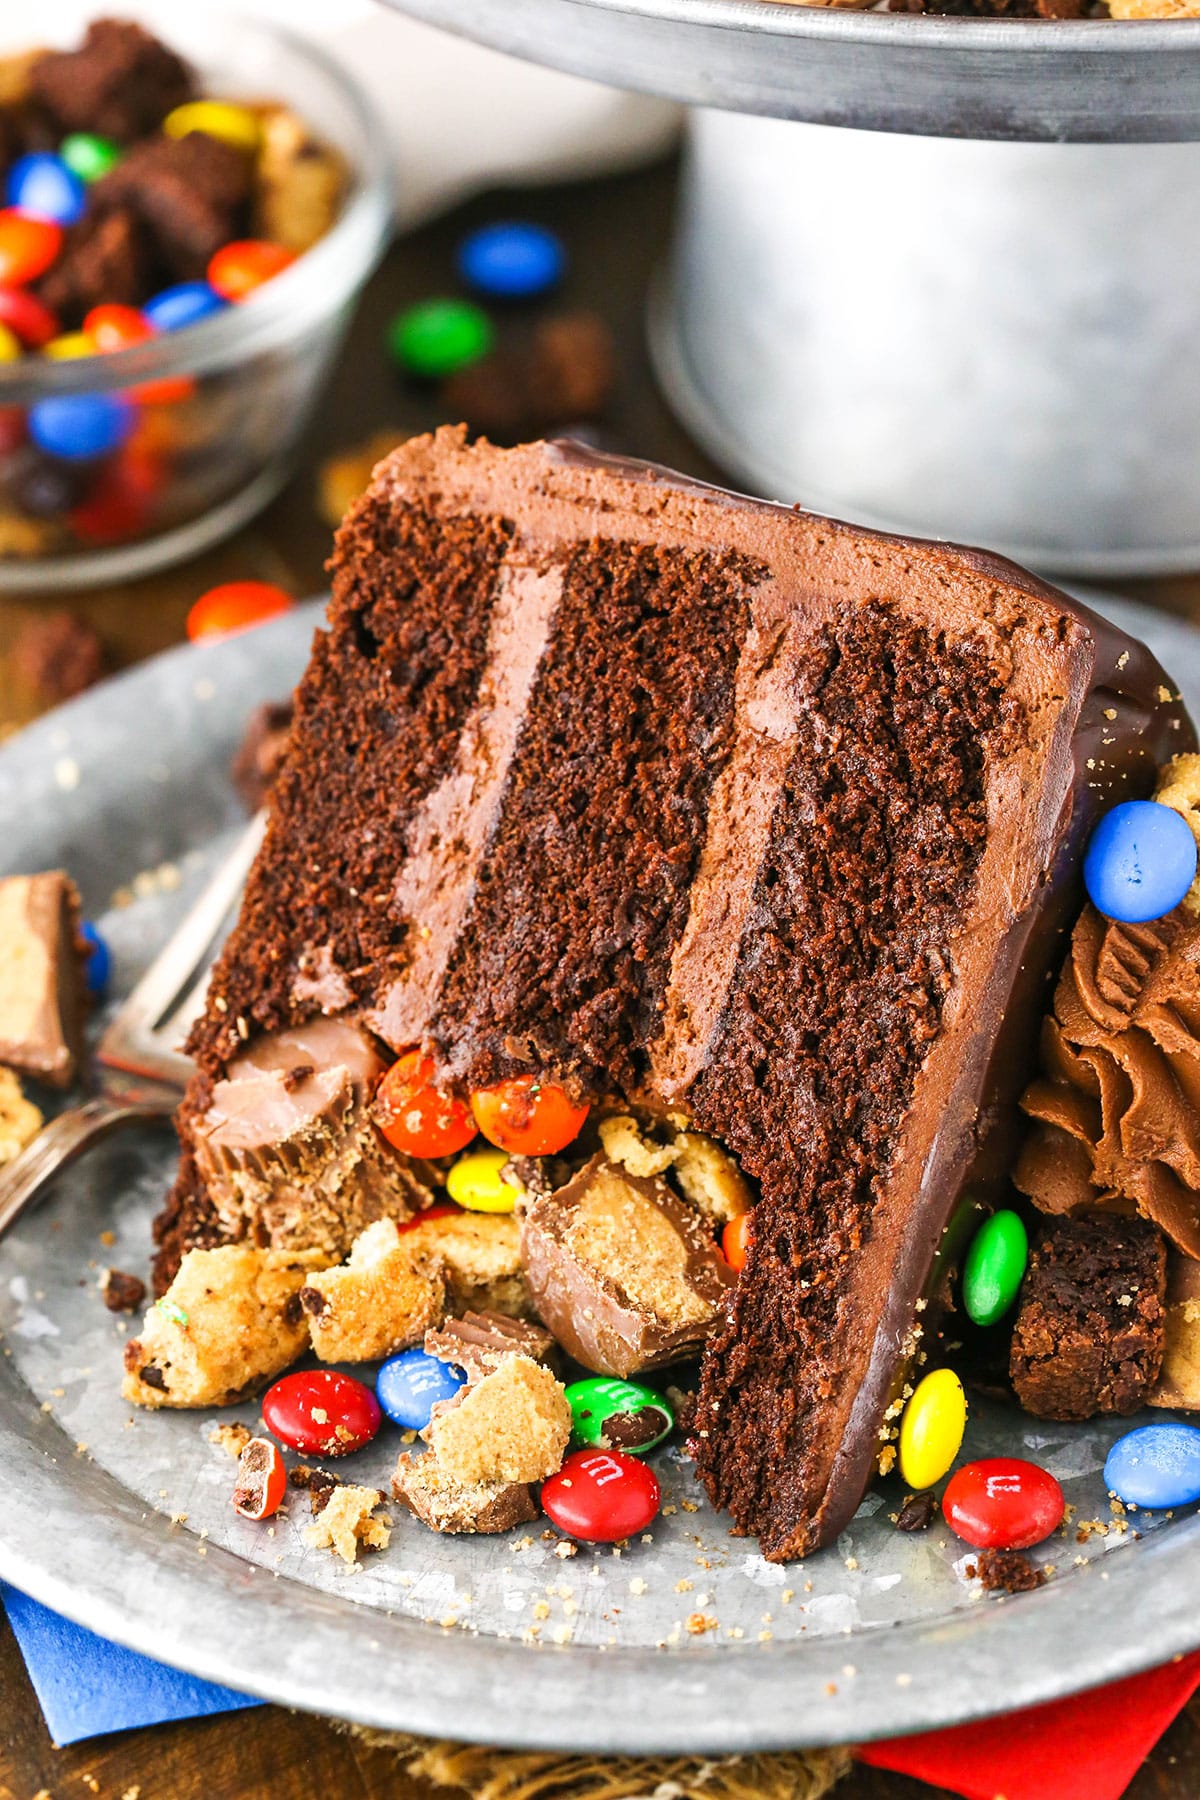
[170,427,1193,1557]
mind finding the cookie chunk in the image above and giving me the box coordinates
[401,1211,531,1318]
[424,1353,570,1486]
[29,20,195,142]
[1009,1214,1167,1420]
[519,1152,733,1377]
[253,105,347,253]
[0,872,86,1088]
[121,1245,327,1408]
[0,1067,42,1165]
[192,1018,436,1259]
[303,1484,390,1563]
[299,1219,445,1364]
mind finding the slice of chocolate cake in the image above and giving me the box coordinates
[163,426,1192,1559]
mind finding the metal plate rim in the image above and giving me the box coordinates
[3,606,1200,1751]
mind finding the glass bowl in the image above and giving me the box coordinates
[0,4,392,590]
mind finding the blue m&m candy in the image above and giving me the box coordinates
[28,392,134,462]
[1104,1421,1200,1510]
[80,922,110,997]
[376,1347,466,1431]
[457,222,565,301]
[6,153,86,228]
[1083,800,1197,924]
[143,282,227,333]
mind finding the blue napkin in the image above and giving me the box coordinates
[2,1584,259,1745]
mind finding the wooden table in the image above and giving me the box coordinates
[2,153,1199,1800]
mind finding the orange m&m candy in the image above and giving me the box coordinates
[186,581,294,641]
[375,1051,477,1159]
[470,1075,588,1157]
[208,240,297,302]
[722,1212,753,1272]
[83,304,195,405]
[0,210,62,285]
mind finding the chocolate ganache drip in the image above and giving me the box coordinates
[1017,901,1200,1258]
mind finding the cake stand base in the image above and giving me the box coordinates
[652,110,1200,576]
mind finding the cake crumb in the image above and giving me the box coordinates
[209,1421,252,1459]
[304,1485,390,1563]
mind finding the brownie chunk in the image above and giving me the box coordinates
[12,610,105,704]
[30,19,195,143]
[443,313,616,443]
[1009,1214,1167,1420]
[102,1269,146,1314]
[968,1548,1046,1593]
[37,207,150,326]
[94,131,252,280]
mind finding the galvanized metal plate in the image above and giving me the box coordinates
[379,0,1200,143]
[1,594,1199,1752]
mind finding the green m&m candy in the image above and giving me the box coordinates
[962,1209,1028,1327]
[387,298,494,380]
[60,133,121,183]
[566,1377,674,1455]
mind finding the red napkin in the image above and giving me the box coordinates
[857,1648,1200,1800]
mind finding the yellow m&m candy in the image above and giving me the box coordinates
[898,1368,967,1491]
[0,322,20,362]
[163,101,261,155]
[42,331,95,360]
[445,1145,520,1213]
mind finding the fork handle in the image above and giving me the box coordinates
[0,1097,175,1242]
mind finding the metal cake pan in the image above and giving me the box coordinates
[1,594,1199,1751]
[380,0,1200,143]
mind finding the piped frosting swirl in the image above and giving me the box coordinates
[1018,755,1200,1256]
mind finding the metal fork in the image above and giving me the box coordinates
[0,813,266,1242]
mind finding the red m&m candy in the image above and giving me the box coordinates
[0,210,62,285]
[0,285,59,348]
[187,580,294,641]
[262,1369,382,1457]
[541,1449,661,1542]
[208,239,297,302]
[83,303,195,405]
[942,1457,1064,1551]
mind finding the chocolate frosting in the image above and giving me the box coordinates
[1018,902,1200,1257]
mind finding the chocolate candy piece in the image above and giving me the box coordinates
[388,299,494,380]
[518,1152,733,1377]
[457,222,565,301]
[392,1452,536,1535]
[541,1449,661,1542]
[1084,800,1198,924]
[377,1347,466,1431]
[424,1310,559,1381]
[943,1457,1065,1550]
[1105,1421,1200,1510]
[897,1369,966,1491]
[28,392,134,462]
[566,1377,674,1454]
[143,281,226,333]
[0,871,86,1087]
[962,1209,1028,1327]
[262,1369,381,1457]
[60,133,121,185]
[7,153,85,227]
